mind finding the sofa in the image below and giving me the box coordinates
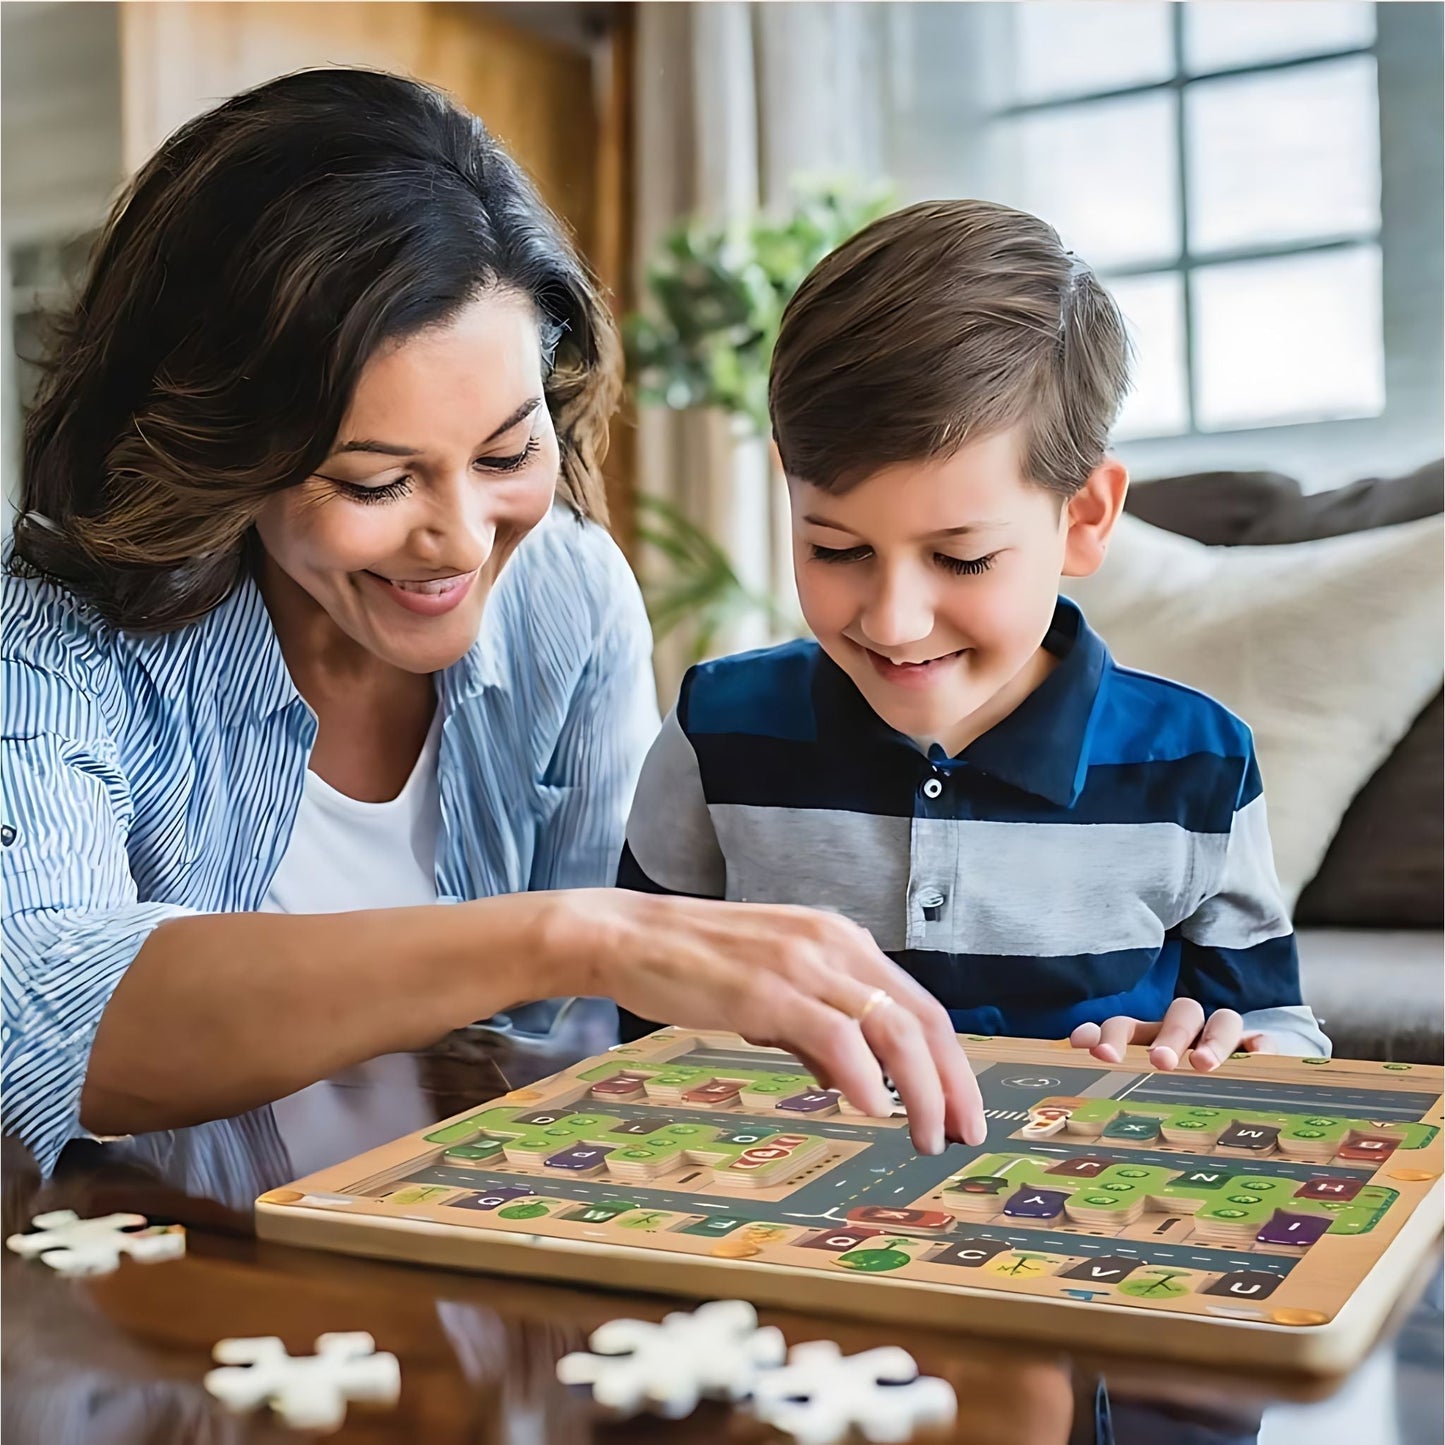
[1078,460,1443,1063]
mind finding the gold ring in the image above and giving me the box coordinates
[854,987,892,1025]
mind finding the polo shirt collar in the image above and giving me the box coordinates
[958,597,1109,807]
[812,596,1110,809]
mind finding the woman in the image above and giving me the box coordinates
[2,69,983,1175]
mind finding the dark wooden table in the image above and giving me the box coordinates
[4,1032,1441,1444]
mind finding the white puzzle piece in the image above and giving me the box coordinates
[556,1298,785,1418]
[5,1209,186,1277]
[204,1332,401,1434]
[751,1340,957,1445]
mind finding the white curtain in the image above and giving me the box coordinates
[632,1,887,705]
[2,241,19,530]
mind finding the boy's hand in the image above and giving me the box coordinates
[1069,998,1269,1072]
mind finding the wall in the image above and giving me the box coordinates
[1,1,123,243]
[1,2,123,511]
[0,2,633,530]
[119,2,600,261]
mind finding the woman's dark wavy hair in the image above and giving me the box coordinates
[11,67,620,631]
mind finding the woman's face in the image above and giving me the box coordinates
[254,290,559,675]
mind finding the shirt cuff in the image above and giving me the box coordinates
[1239,1004,1332,1059]
[4,902,198,1174]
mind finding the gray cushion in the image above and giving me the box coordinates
[1127,459,1442,544]
[1296,928,1444,1063]
[1295,692,1443,928]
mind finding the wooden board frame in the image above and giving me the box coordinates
[257,1031,1443,1376]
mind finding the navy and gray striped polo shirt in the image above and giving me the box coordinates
[619,598,1327,1054]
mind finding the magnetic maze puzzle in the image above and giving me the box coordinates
[258,1031,1443,1373]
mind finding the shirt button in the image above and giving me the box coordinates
[917,885,947,923]
[921,777,944,800]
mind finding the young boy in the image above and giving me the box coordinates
[619,198,1328,1070]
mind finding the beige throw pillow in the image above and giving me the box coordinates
[1062,513,1444,908]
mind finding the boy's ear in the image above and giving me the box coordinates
[1061,458,1129,579]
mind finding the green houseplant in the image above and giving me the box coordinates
[624,180,894,659]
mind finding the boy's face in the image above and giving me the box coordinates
[788,429,1121,755]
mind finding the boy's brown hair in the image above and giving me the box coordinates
[768,199,1131,498]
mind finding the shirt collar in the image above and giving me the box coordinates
[211,575,301,729]
[812,596,1110,809]
[435,612,506,714]
[957,597,1110,807]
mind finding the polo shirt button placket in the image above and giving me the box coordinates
[916,885,947,924]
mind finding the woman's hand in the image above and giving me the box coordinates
[1069,998,1270,1072]
[554,890,987,1156]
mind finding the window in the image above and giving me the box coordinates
[882,2,1398,448]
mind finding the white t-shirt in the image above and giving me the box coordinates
[261,709,442,915]
[264,709,443,1168]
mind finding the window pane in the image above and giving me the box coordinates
[1193,246,1384,430]
[1109,273,1189,440]
[989,94,1180,269]
[1006,2,1174,103]
[1184,1,1375,73]
[1186,58,1380,253]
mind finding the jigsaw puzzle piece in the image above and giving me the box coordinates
[204,1332,400,1433]
[750,1340,956,1445]
[6,1210,186,1277]
[556,1298,785,1419]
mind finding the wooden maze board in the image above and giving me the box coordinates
[257,1030,1443,1374]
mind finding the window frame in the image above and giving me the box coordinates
[990,4,1382,440]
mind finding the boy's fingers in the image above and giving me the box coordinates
[1190,1009,1245,1071]
[1148,998,1207,1071]
[1093,1014,1140,1063]
[1070,1021,1102,1050]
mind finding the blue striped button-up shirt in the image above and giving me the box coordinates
[3,506,659,1172]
